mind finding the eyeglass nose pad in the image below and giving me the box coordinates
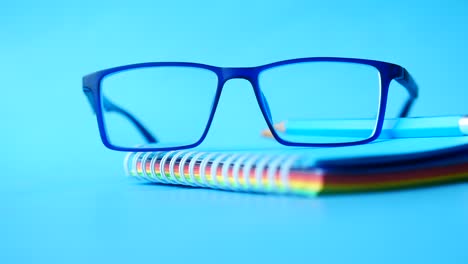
[260,91,273,122]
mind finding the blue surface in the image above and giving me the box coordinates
[2,1,468,263]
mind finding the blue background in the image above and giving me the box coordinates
[1,0,468,263]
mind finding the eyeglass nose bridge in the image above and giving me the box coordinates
[220,67,259,82]
[219,67,274,122]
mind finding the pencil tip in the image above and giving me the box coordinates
[261,121,286,138]
[261,129,274,138]
[274,121,286,132]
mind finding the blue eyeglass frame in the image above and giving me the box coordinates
[82,57,418,152]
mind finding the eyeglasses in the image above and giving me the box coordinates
[82,57,418,151]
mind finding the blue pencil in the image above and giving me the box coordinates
[261,115,468,139]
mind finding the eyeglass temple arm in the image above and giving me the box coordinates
[101,97,158,143]
[394,67,419,118]
[83,89,158,144]
[261,116,468,139]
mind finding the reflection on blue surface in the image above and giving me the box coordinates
[1,0,468,263]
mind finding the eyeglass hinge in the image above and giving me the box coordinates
[83,87,97,113]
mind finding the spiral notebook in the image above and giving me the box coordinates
[124,139,468,196]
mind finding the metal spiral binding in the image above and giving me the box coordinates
[188,152,207,187]
[242,154,261,191]
[125,151,299,195]
[179,151,197,186]
[140,152,154,182]
[231,154,251,190]
[221,154,240,190]
[266,155,287,191]
[149,152,164,183]
[210,154,229,188]
[199,152,217,187]
[168,151,188,184]
[159,151,175,183]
